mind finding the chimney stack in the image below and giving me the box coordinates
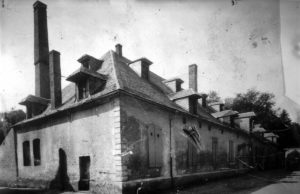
[33,1,50,99]
[115,44,122,57]
[49,50,62,109]
[202,94,207,108]
[189,64,198,92]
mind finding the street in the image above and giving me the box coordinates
[0,170,300,194]
[164,170,300,194]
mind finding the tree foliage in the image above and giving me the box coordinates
[225,88,299,148]
[207,90,221,104]
[0,109,26,144]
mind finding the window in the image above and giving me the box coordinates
[198,120,202,128]
[228,140,234,162]
[23,141,31,166]
[33,139,41,166]
[148,126,163,167]
[182,117,187,124]
[208,125,212,131]
[79,156,91,191]
[78,81,88,100]
[212,137,218,169]
[187,140,198,168]
[189,98,197,114]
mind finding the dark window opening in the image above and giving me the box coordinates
[212,137,218,169]
[23,141,31,166]
[33,139,41,166]
[198,120,202,128]
[229,140,234,162]
[189,98,197,114]
[78,81,88,100]
[79,156,91,191]
[208,125,211,131]
[182,117,187,124]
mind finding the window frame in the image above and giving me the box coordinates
[23,140,31,166]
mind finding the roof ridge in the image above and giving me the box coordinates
[109,50,121,89]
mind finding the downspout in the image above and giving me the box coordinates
[13,127,19,178]
[169,113,174,189]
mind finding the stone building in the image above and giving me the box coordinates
[0,1,283,193]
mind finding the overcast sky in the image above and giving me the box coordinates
[0,0,299,121]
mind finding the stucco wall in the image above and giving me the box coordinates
[0,129,17,184]
[15,98,122,193]
[120,95,171,181]
[120,95,254,180]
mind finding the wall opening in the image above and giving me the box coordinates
[33,138,41,166]
[23,141,31,166]
[229,140,234,162]
[212,137,218,169]
[79,156,91,191]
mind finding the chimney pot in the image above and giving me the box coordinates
[49,50,62,109]
[115,44,122,57]
[202,94,208,108]
[189,64,198,92]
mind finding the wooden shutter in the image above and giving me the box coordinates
[155,128,163,167]
[148,126,156,167]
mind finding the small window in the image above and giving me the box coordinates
[229,140,234,162]
[23,141,31,166]
[182,117,187,124]
[198,120,202,128]
[208,125,211,131]
[212,137,218,169]
[78,81,88,100]
[33,139,41,166]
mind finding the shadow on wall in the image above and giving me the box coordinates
[49,148,74,191]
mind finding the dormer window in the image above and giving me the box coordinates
[19,95,49,119]
[66,67,107,101]
[78,80,88,100]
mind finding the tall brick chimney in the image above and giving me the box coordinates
[49,50,62,109]
[115,44,122,57]
[189,64,197,92]
[33,1,50,99]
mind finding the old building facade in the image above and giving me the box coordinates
[0,1,283,194]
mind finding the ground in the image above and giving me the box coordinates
[0,170,299,194]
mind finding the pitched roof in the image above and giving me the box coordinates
[238,112,256,118]
[168,89,202,100]
[208,101,224,106]
[212,110,239,118]
[15,50,224,127]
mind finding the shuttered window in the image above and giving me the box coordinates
[148,126,163,168]
[228,140,234,162]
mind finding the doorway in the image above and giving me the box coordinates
[78,156,90,191]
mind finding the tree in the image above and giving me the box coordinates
[226,88,298,148]
[0,109,26,144]
[207,90,221,104]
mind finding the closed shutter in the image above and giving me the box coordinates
[155,128,163,167]
[148,126,156,167]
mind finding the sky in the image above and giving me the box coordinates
[0,0,299,122]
